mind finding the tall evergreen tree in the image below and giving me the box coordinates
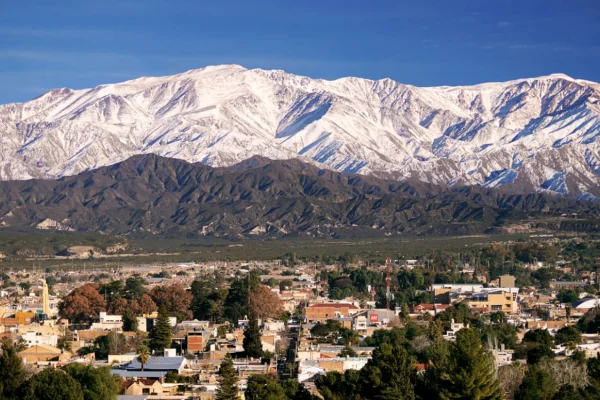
[149,306,172,352]
[243,313,263,358]
[359,342,416,400]
[216,354,239,400]
[122,308,138,332]
[514,365,556,400]
[438,328,503,400]
[0,337,26,400]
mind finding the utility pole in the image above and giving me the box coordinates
[386,257,391,310]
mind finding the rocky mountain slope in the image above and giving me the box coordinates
[1,65,600,196]
[0,155,597,237]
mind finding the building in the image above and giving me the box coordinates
[499,275,516,288]
[304,303,359,323]
[468,288,519,313]
[90,312,123,331]
[573,298,600,312]
[20,330,58,347]
[137,314,177,332]
[298,357,370,383]
[18,344,72,363]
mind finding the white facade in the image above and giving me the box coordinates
[20,331,58,347]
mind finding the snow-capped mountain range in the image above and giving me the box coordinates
[2,64,600,195]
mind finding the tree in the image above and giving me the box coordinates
[245,374,286,400]
[551,385,580,400]
[0,337,26,399]
[248,286,283,320]
[124,277,147,299]
[122,308,138,332]
[339,346,357,357]
[514,365,557,400]
[523,329,554,348]
[136,344,150,372]
[107,295,128,315]
[438,328,503,400]
[63,364,121,400]
[149,306,173,352]
[497,363,527,400]
[279,280,294,291]
[19,369,84,400]
[94,331,127,360]
[58,283,106,324]
[315,370,362,400]
[216,354,239,400]
[243,314,263,358]
[150,283,193,320]
[359,342,416,400]
[527,344,555,365]
[554,326,582,345]
[281,379,315,400]
[57,336,72,352]
[129,293,158,315]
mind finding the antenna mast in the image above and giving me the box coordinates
[386,257,392,310]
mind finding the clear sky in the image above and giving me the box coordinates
[1,0,599,104]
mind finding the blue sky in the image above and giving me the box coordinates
[1,0,599,104]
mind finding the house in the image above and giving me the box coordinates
[304,303,359,323]
[20,330,58,347]
[121,355,186,374]
[90,312,123,331]
[443,319,467,341]
[298,357,370,383]
[19,344,72,363]
[122,379,179,396]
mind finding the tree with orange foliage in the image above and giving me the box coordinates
[150,283,192,319]
[248,285,283,320]
[58,283,106,323]
[129,293,158,316]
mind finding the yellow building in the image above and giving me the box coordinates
[469,289,518,313]
[499,275,516,288]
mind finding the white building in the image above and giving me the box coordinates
[20,331,58,347]
[90,312,123,331]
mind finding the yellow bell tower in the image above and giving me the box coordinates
[42,279,51,316]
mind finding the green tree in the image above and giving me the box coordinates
[554,326,582,345]
[63,364,121,400]
[438,328,503,400]
[281,379,314,400]
[315,370,362,400]
[19,369,84,400]
[136,344,151,371]
[0,337,26,399]
[245,374,286,400]
[216,354,239,400]
[243,314,263,358]
[514,365,556,400]
[94,331,127,360]
[149,306,172,352]
[122,308,138,332]
[359,342,416,400]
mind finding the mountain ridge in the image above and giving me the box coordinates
[1,64,600,197]
[0,154,597,237]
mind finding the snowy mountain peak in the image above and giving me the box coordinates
[1,65,599,196]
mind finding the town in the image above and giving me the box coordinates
[1,238,600,399]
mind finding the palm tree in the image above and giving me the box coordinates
[137,343,151,371]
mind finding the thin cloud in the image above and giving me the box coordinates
[497,21,512,28]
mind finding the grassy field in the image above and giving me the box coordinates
[0,228,542,270]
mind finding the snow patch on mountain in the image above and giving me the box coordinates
[1,65,600,194]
